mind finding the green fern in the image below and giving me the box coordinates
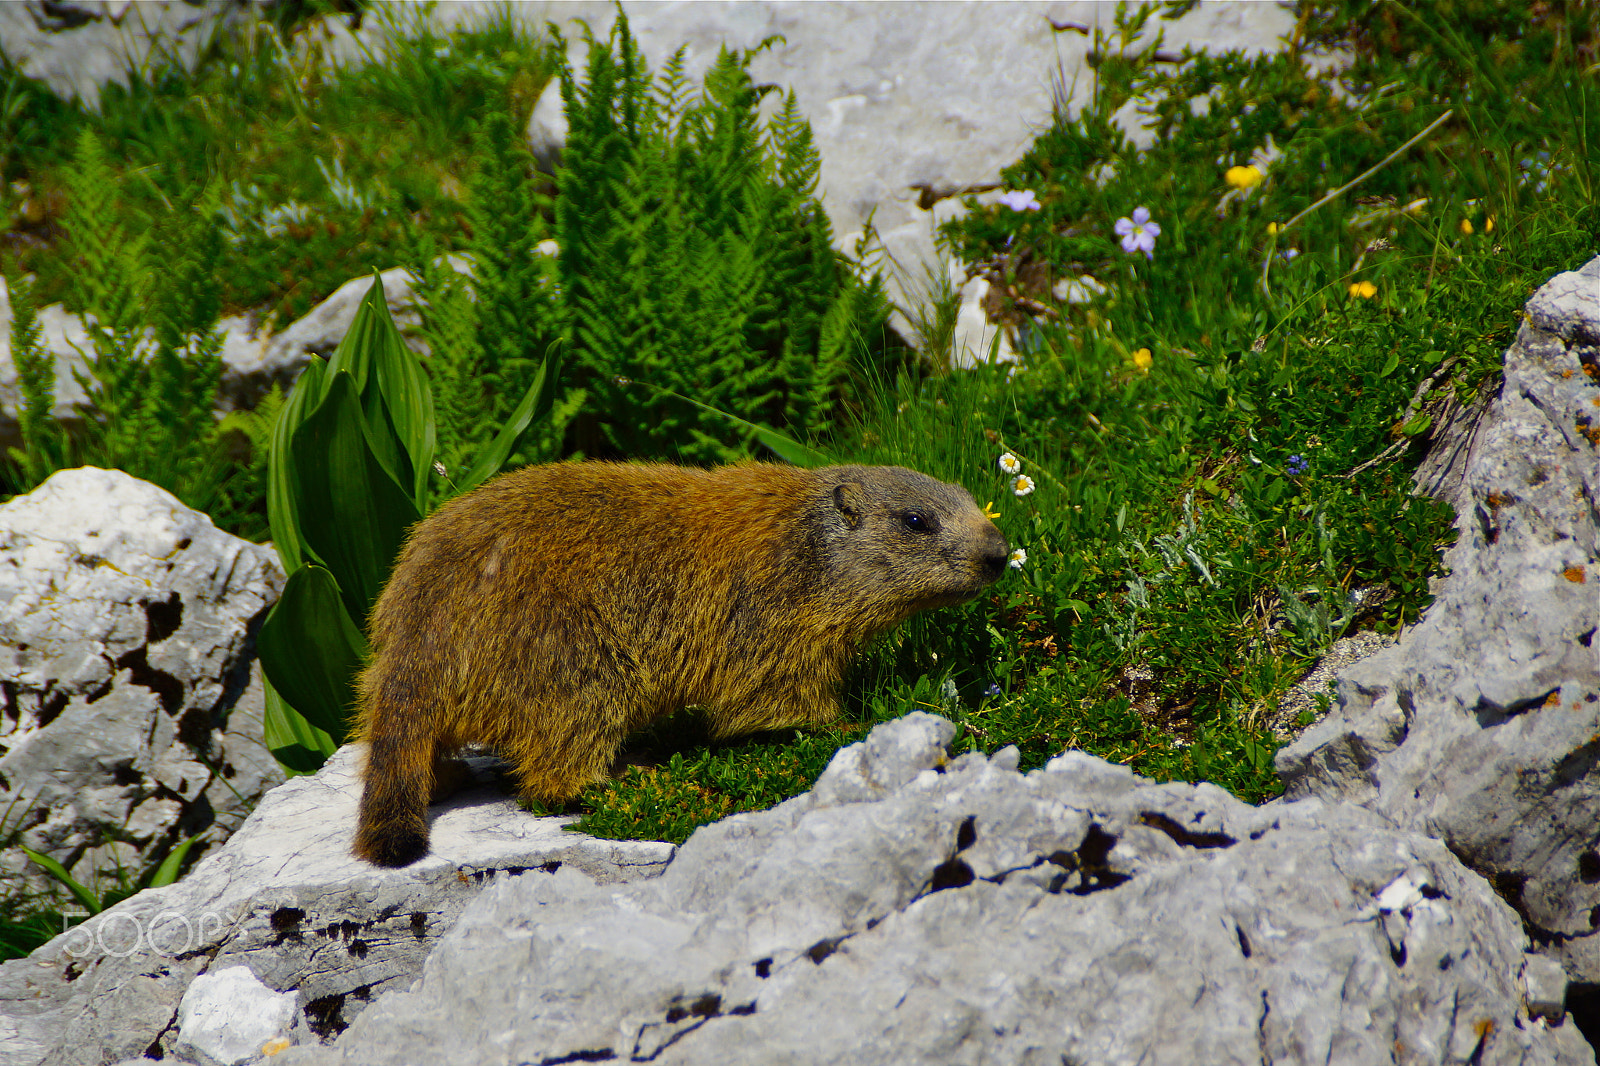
[467,111,562,459]
[62,129,148,342]
[3,266,64,489]
[55,129,235,517]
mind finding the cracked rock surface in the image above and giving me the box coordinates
[0,744,675,1066]
[0,467,285,909]
[1277,256,1600,983]
[273,714,1588,1066]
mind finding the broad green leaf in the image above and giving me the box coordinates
[457,346,563,495]
[357,389,417,506]
[1400,412,1433,437]
[262,677,338,776]
[147,833,201,889]
[320,273,435,507]
[20,846,102,915]
[362,274,438,507]
[1379,351,1401,378]
[257,563,369,745]
[290,371,421,626]
[266,356,328,575]
[321,281,378,393]
[750,423,834,467]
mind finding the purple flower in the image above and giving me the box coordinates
[1114,207,1161,260]
[997,189,1042,212]
[1287,454,1309,475]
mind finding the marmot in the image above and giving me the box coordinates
[352,461,1009,867]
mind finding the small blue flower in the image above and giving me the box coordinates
[1114,207,1161,260]
[997,189,1042,212]
[982,683,1002,700]
[1287,454,1309,475]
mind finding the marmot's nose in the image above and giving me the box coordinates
[979,524,1009,581]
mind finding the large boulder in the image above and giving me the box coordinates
[226,714,1585,1066]
[0,744,675,1066]
[1277,256,1600,981]
[0,468,285,908]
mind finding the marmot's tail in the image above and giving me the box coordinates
[354,725,434,867]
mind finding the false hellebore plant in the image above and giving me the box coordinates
[257,274,560,773]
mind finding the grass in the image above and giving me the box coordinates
[1,0,554,329]
[0,0,1594,940]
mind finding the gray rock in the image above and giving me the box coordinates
[1271,629,1399,739]
[0,468,285,909]
[0,743,675,1066]
[1277,256,1600,981]
[211,265,432,412]
[273,714,1589,1066]
[1526,954,1573,1024]
[0,1,250,110]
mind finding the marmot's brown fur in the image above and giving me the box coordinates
[351,461,1008,867]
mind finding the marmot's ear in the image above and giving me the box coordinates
[832,482,866,529]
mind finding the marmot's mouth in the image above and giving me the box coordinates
[916,584,990,610]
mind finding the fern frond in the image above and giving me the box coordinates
[4,267,65,488]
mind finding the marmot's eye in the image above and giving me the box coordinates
[900,512,933,533]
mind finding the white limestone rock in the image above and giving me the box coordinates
[268,713,1590,1066]
[509,0,1300,351]
[174,967,298,1066]
[0,468,286,911]
[1277,256,1600,983]
[0,1,250,110]
[0,743,676,1066]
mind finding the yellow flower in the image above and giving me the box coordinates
[982,501,1001,521]
[1348,280,1377,299]
[1267,221,1279,235]
[1459,218,1474,235]
[1225,165,1263,189]
[1132,347,1153,371]
[1485,216,1495,233]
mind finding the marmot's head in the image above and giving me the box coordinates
[814,465,1009,630]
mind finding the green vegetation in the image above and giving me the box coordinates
[0,0,1594,948]
[0,805,202,958]
[0,0,558,535]
[551,20,902,463]
[573,0,1598,840]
